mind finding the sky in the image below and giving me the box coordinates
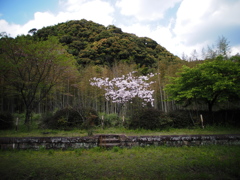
[1,0,240,58]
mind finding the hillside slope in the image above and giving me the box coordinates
[34,19,181,68]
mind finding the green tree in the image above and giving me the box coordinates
[28,28,37,35]
[0,34,78,125]
[165,56,240,112]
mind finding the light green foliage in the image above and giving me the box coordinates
[0,35,78,124]
[99,113,122,127]
[165,56,240,111]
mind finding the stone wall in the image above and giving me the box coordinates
[0,136,98,150]
[0,134,240,150]
[125,134,240,147]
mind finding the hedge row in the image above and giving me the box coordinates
[1,108,239,130]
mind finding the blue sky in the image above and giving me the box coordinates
[1,0,59,24]
[1,0,240,58]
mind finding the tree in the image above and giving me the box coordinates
[90,71,157,114]
[206,45,217,59]
[190,49,198,61]
[28,28,37,35]
[181,52,188,61]
[216,36,231,58]
[201,47,206,60]
[230,53,240,63]
[203,36,231,60]
[0,34,78,125]
[165,56,240,112]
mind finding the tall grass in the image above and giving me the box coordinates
[0,145,240,179]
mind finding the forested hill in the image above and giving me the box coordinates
[33,19,181,67]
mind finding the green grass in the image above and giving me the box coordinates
[1,120,239,179]
[0,145,240,179]
[1,125,240,137]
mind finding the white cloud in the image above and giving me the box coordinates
[0,11,62,37]
[59,0,114,25]
[231,45,240,55]
[0,0,114,37]
[0,19,21,37]
[116,0,181,21]
[173,0,240,56]
[117,0,240,57]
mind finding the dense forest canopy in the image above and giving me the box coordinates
[0,19,239,128]
[34,19,182,70]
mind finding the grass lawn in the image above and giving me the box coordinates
[1,125,240,137]
[0,145,240,180]
[1,123,240,179]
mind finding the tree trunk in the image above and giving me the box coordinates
[208,102,213,113]
[24,107,32,130]
[116,103,122,116]
[207,101,214,124]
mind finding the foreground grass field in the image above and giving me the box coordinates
[1,145,240,180]
[1,124,240,179]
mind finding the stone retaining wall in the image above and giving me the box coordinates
[126,134,240,147]
[0,136,98,150]
[0,134,240,150]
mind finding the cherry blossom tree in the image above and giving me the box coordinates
[90,71,157,114]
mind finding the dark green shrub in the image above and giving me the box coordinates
[0,112,14,130]
[166,109,240,128]
[129,108,172,130]
[40,107,99,130]
[212,109,240,126]
[167,110,195,128]
[77,107,99,128]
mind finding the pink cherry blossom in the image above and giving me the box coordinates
[90,71,159,107]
